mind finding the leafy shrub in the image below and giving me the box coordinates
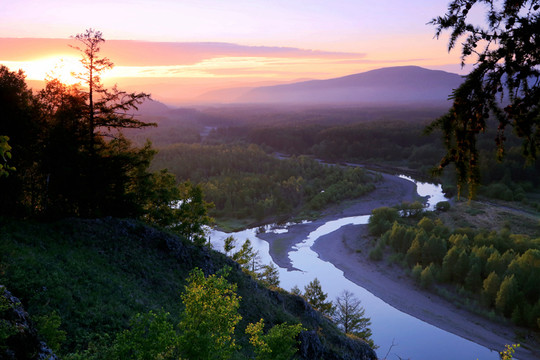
[435,201,450,211]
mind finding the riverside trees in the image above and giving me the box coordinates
[334,290,375,348]
[297,279,375,347]
[368,209,540,330]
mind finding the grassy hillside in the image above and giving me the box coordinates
[0,217,376,359]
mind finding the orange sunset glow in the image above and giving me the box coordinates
[2,2,539,360]
[0,0,469,104]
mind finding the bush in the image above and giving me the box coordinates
[411,264,422,283]
[368,207,399,236]
[369,244,383,261]
[435,201,451,211]
[420,265,435,289]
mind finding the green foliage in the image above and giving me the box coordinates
[257,264,281,288]
[405,232,424,267]
[0,136,14,177]
[246,319,304,360]
[177,268,242,360]
[368,243,384,261]
[435,201,451,211]
[135,170,214,244]
[411,263,423,283]
[396,201,425,218]
[303,278,334,316]
[152,143,378,222]
[370,203,540,329]
[0,290,17,351]
[34,311,67,353]
[428,0,540,198]
[232,239,261,273]
[420,264,435,289]
[0,34,160,219]
[368,207,399,236]
[333,290,374,348]
[482,272,502,308]
[228,239,280,288]
[0,218,190,354]
[136,168,179,227]
[500,344,520,360]
[171,182,214,245]
[109,271,301,360]
[290,285,302,296]
[224,236,236,256]
[110,310,178,360]
[0,218,374,358]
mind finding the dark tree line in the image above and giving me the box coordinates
[0,31,211,239]
[198,115,539,204]
[0,29,152,218]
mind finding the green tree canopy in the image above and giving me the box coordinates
[245,319,304,360]
[303,278,334,316]
[177,268,242,360]
[0,136,14,177]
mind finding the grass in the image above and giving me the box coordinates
[0,218,189,352]
[438,199,540,237]
[0,217,366,358]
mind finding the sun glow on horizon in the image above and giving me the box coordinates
[1,55,114,85]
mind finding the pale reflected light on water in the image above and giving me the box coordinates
[209,176,499,360]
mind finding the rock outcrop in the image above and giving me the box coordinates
[0,285,58,360]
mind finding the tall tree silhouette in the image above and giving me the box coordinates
[70,29,153,150]
[69,29,155,215]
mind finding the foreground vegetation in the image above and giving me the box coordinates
[0,217,376,359]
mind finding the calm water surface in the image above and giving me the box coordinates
[209,176,500,360]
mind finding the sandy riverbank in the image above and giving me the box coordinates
[257,172,420,270]
[259,172,538,360]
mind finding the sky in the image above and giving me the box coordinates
[0,0,472,104]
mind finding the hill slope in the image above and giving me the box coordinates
[234,66,463,105]
[0,217,376,359]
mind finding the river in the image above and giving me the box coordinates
[208,175,501,360]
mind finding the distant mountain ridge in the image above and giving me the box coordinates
[226,66,464,105]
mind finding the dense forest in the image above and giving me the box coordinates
[151,143,379,227]
[2,3,540,355]
[130,104,540,211]
[367,206,540,330]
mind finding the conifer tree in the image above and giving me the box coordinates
[428,0,540,198]
[303,278,334,316]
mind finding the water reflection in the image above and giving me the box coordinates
[208,176,499,360]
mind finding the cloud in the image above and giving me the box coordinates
[0,38,366,66]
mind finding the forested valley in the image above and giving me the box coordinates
[131,104,540,211]
[2,4,540,356]
[0,31,379,359]
[125,101,540,337]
